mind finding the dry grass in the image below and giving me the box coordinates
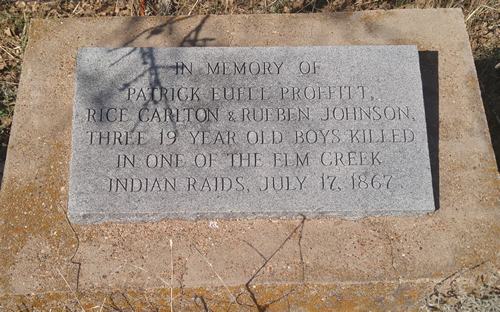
[421,262,500,311]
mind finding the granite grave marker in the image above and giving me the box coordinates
[69,45,434,223]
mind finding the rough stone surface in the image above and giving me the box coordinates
[70,46,434,223]
[0,9,498,310]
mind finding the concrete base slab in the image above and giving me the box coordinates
[0,9,498,310]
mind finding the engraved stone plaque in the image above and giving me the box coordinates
[69,46,435,223]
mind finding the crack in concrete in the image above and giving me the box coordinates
[367,219,398,277]
[193,294,211,312]
[432,259,491,294]
[242,215,306,311]
[241,239,268,261]
[61,207,82,292]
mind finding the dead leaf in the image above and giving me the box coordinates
[15,1,26,9]
[4,28,13,37]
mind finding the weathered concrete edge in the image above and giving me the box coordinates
[68,209,436,224]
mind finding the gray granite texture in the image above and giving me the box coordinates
[69,46,434,223]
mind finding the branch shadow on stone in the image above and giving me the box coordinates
[106,16,215,132]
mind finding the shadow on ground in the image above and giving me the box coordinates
[419,51,440,210]
[475,48,500,171]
